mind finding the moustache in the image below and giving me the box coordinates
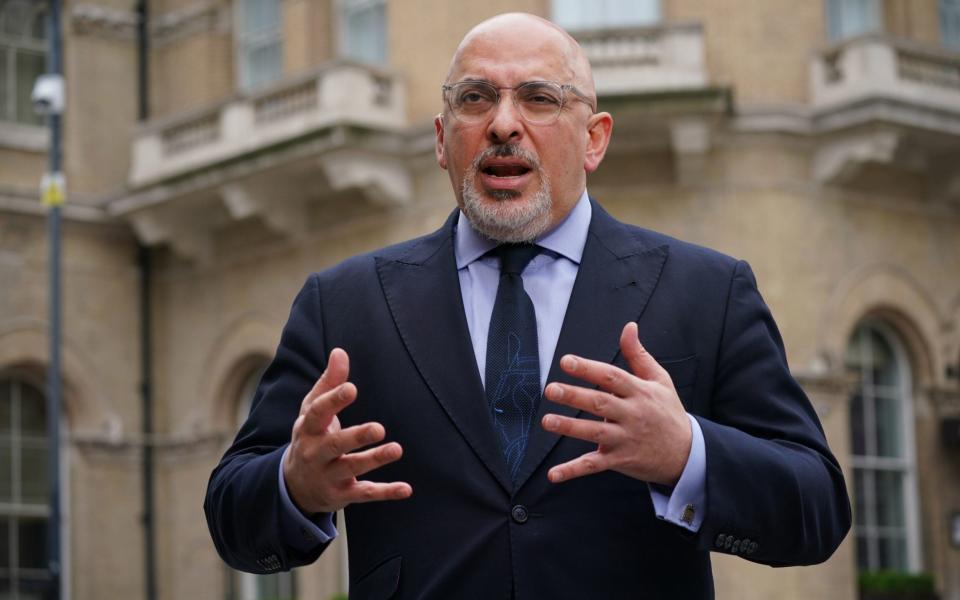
[470,144,541,171]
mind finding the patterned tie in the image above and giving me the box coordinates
[485,244,542,482]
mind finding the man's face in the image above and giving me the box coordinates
[435,19,611,242]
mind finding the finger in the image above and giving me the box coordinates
[543,383,625,420]
[329,441,403,480]
[302,348,351,412]
[620,323,670,386]
[547,451,611,483]
[318,422,386,461]
[558,354,638,397]
[542,414,620,446]
[301,382,357,436]
[339,480,413,504]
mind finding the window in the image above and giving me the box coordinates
[338,0,386,66]
[846,322,921,572]
[0,377,51,598]
[552,0,660,31]
[228,365,296,600]
[0,0,46,125]
[236,0,283,90]
[941,0,960,49]
[826,0,883,41]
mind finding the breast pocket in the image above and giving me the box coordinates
[658,354,698,390]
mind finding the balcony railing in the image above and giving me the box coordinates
[572,22,708,95]
[130,60,405,187]
[811,34,960,122]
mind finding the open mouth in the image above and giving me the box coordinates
[481,160,532,178]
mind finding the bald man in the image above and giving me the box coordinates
[205,13,850,599]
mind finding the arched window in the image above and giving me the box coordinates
[227,364,297,600]
[0,376,51,596]
[0,0,47,125]
[846,321,921,572]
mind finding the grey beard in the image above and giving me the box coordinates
[460,150,553,244]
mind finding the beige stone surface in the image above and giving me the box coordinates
[0,148,46,189]
[282,0,333,75]
[63,32,137,197]
[670,0,824,105]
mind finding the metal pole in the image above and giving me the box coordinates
[44,0,63,597]
[135,2,158,598]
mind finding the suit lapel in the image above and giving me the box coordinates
[375,212,513,494]
[513,201,669,490]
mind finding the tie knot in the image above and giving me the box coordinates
[493,244,541,276]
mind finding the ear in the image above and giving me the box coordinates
[583,111,613,174]
[435,113,448,170]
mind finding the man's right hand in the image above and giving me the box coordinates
[283,348,412,515]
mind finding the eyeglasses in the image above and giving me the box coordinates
[441,80,596,124]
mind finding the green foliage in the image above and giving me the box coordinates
[858,571,935,593]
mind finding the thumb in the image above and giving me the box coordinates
[619,323,668,385]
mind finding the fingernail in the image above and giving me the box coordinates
[562,356,578,370]
[549,384,564,400]
[552,470,565,482]
[543,415,556,429]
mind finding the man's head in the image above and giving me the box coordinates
[435,13,613,243]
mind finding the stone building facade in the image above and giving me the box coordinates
[1,0,959,599]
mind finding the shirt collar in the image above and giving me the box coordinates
[455,189,592,269]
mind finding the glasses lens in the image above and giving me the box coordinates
[447,82,497,121]
[516,82,563,123]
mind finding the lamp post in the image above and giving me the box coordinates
[33,0,65,596]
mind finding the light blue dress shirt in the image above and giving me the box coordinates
[277,190,706,549]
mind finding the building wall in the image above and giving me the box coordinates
[0,1,958,599]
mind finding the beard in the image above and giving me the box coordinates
[460,145,553,244]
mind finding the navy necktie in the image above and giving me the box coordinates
[485,244,542,482]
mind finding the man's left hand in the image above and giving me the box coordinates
[541,322,692,487]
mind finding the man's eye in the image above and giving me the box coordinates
[520,90,561,105]
[458,89,494,105]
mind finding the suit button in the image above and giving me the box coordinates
[511,505,529,524]
[731,539,741,554]
[715,534,726,548]
[724,536,733,550]
[749,541,758,554]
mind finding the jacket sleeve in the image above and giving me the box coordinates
[204,273,334,573]
[694,260,851,566]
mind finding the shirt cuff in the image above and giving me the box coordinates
[648,413,706,533]
[277,445,337,550]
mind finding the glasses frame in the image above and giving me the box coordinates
[441,80,597,124]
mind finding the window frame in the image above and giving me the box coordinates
[234,0,284,91]
[551,0,661,31]
[336,0,387,66]
[847,320,922,573]
[0,0,47,125]
[941,0,960,49]
[0,375,52,597]
[826,0,884,42]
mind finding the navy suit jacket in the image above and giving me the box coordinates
[205,200,850,599]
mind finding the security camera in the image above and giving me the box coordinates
[31,74,65,116]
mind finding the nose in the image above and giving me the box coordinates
[485,92,524,144]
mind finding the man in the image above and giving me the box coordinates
[206,13,850,599]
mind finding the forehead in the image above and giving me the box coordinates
[449,26,577,86]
